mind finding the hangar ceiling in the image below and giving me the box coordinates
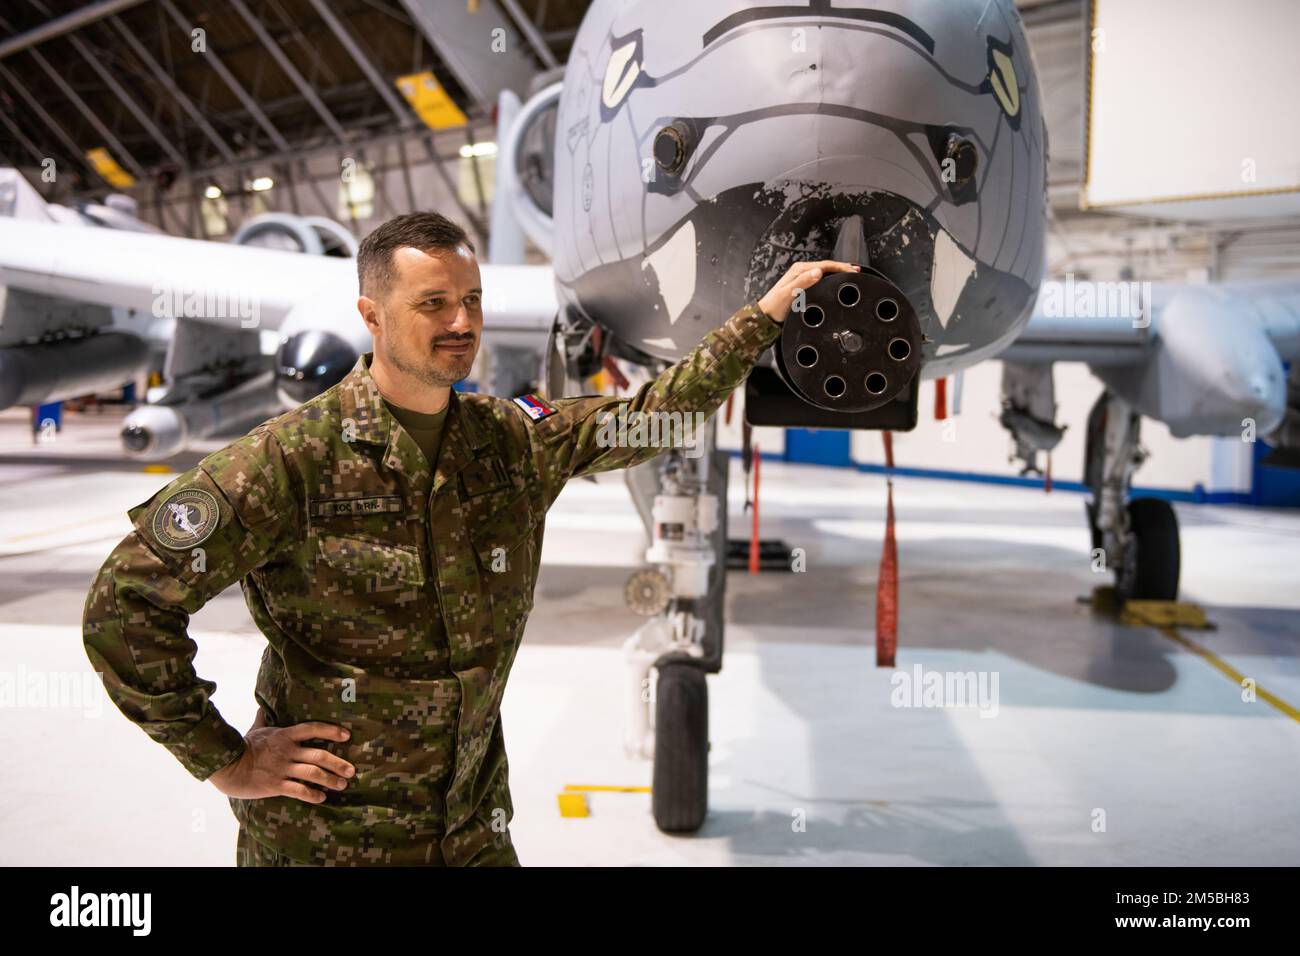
[2,0,1298,282]
[0,0,585,196]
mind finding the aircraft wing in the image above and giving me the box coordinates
[1004,278,1300,366]
[998,278,1300,444]
[0,216,556,340]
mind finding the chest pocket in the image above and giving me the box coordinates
[317,533,425,592]
[469,491,539,638]
[469,491,536,571]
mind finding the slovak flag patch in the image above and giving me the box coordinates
[513,393,559,422]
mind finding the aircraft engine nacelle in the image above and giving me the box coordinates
[272,294,372,405]
[119,403,188,460]
[275,329,361,404]
[231,213,358,257]
[120,371,287,460]
[1095,288,1289,439]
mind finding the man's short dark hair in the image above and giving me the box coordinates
[357,212,475,301]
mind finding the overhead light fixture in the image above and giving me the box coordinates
[204,185,223,200]
[458,142,497,159]
[246,176,274,192]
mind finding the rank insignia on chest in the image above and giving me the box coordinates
[513,393,559,422]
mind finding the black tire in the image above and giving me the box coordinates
[652,663,709,833]
[1124,498,1180,601]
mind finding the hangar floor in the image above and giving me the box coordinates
[1,408,1298,866]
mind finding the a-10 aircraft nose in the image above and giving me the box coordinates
[552,0,1044,382]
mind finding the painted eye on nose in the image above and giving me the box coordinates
[984,35,1021,128]
[602,34,643,114]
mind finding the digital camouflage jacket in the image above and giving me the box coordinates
[83,299,782,865]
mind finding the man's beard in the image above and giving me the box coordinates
[382,333,476,388]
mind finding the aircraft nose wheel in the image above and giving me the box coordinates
[652,662,709,833]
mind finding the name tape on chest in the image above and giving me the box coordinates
[513,393,559,423]
[310,495,403,519]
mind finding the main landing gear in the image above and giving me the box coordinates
[1083,391,1181,601]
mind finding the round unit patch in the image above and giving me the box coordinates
[151,488,221,550]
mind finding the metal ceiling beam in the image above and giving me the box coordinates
[106,15,237,164]
[266,0,340,89]
[0,108,49,168]
[158,0,292,153]
[358,145,397,217]
[0,62,100,181]
[299,158,336,220]
[229,0,349,146]
[185,117,494,182]
[50,25,189,168]
[396,135,416,209]
[26,47,147,179]
[0,0,147,61]
[421,135,487,247]
[399,0,539,110]
[497,0,559,70]
[305,0,413,127]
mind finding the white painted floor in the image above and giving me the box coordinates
[2,407,1298,866]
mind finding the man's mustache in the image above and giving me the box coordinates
[432,333,475,345]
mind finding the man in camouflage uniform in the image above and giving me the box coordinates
[83,210,859,866]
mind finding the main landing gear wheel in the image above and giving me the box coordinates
[652,662,709,833]
[1118,498,1181,601]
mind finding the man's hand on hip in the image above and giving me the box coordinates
[757,260,861,324]
[209,714,355,804]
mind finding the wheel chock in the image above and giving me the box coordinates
[1086,585,1120,611]
[557,792,590,818]
[1120,600,1214,630]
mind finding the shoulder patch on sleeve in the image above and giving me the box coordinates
[512,393,559,422]
[150,487,223,550]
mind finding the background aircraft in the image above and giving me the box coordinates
[0,167,554,457]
